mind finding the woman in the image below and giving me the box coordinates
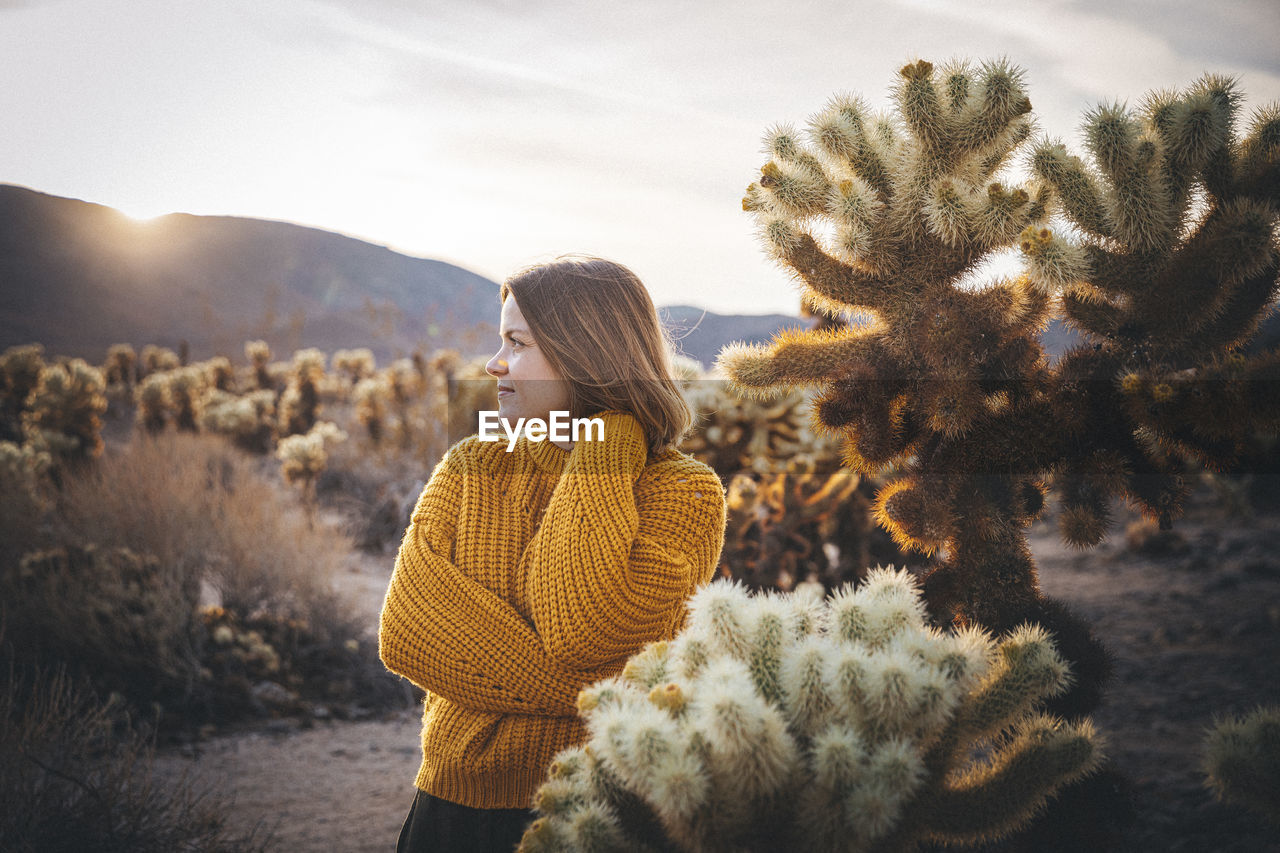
[379,256,727,852]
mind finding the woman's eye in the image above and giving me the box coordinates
[510,337,529,349]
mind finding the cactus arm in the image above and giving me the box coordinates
[380,441,610,715]
[923,716,1101,843]
[525,412,726,669]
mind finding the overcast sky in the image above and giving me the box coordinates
[3,0,1278,315]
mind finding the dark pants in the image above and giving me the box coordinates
[395,788,537,853]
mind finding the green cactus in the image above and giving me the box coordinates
[522,569,1101,852]
[720,59,1280,636]
[1204,706,1280,825]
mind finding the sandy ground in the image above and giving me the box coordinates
[155,486,1280,852]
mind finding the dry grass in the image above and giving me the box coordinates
[51,431,357,641]
[1,651,269,853]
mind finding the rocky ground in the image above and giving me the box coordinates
[156,481,1280,852]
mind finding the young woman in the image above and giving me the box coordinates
[379,256,727,852]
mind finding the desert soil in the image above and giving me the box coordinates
[156,484,1280,853]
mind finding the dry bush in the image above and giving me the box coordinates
[0,651,268,853]
[51,432,354,638]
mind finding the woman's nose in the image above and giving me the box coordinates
[485,352,507,377]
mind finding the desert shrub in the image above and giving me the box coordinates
[523,570,1102,852]
[1204,706,1280,825]
[0,653,267,853]
[28,432,402,723]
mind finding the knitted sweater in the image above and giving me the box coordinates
[379,411,726,809]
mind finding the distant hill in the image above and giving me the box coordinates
[0,184,499,363]
[18,182,1257,373]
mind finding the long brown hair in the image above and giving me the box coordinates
[500,256,691,455]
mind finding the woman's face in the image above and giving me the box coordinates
[485,296,572,423]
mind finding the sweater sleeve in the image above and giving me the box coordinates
[525,411,727,668]
[378,444,608,716]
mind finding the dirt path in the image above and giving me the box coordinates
[157,489,1280,852]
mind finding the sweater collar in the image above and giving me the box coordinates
[525,436,570,474]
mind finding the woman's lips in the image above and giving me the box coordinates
[497,385,514,397]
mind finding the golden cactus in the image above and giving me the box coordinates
[720,58,1279,644]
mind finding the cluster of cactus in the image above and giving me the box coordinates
[722,456,907,592]
[721,59,1280,635]
[20,358,109,465]
[680,382,905,591]
[1203,705,1280,825]
[522,569,1101,852]
[200,388,278,453]
[447,356,500,445]
[681,384,818,478]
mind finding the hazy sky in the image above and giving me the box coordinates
[3,0,1278,314]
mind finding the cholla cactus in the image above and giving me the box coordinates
[166,365,207,432]
[0,344,45,441]
[720,59,1280,639]
[203,356,235,392]
[200,388,277,453]
[103,343,137,390]
[333,348,376,387]
[523,570,1101,852]
[447,357,499,445]
[722,457,901,592]
[680,384,817,478]
[277,420,346,515]
[1204,706,1280,824]
[0,440,52,557]
[134,372,171,434]
[354,375,390,443]
[138,344,180,378]
[21,359,108,464]
[245,340,273,390]
[278,348,326,437]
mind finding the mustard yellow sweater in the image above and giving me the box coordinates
[379,411,726,809]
